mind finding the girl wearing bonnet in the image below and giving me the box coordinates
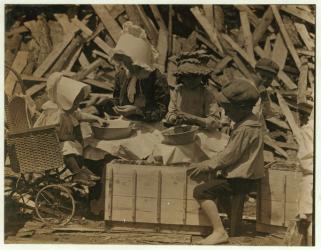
[34,72,108,186]
[110,21,170,122]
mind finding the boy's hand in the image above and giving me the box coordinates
[188,160,213,178]
[113,105,143,117]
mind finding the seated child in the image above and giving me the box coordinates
[34,72,108,186]
[188,78,264,245]
[165,50,221,130]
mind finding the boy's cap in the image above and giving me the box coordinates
[214,78,259,107]
[255,58,279,74]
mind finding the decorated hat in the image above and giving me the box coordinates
[255,58,279,75]
[46,72,91,111]
[214,78,259,107]
[112,21,158,73]
[174,50,213,76]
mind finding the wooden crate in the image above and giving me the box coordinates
[256,164,302,233]
[104,161,212,235]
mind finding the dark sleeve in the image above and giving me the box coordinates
[113,70,123,106]
[142,72,170,122]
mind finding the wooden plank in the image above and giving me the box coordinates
[271,33,288,70]
[190,7,223,55]
[32,33,74,77]
[105,5,125,18]
[21,75,47,82]
[254,45,269,59]
[222,34,256,68]
[240,11,255,62]
[297,60,309,105]
[252,6,274,45]
[168,5,173,56]
[266,117,290,130]
[263,150,275,163]
[275,141,298,151]
[203,5,214,26]
[263,37,272,58]
[156,28,168,73]
[65,44,83,71]
[213,55,232,74]
[72,17,113,55]
[92,5,122,44]
[124,5,143,27]
[25,82,46,96]
[47,34,84,75]
[135,6,158,46]
[232,55,255,81]
[82,78,114,92]
[272,5,302,69]
[5,51,29,96]
[280,5,315,25]
[196,33,221,56]
[78,52,90,67]
[264,135,289,159]
[277,70,297,90]
[294,23,314,51]
[297,49,315,57]
[72,58,105,81]
[54,13,79,34]
[150,5,166,30]
[276,91,303,144]
[213,6,224,32]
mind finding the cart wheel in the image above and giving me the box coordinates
[35,184,75,226]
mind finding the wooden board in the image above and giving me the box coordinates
[5,51,29,96]
[240,11,255,62]
[203,5,214,27]
[271,33,288,70]
[222,34,256,68]
[252,7,274,45]
[135,6,158,46]
[297,61,309,105]
[294,23,314,51]
[92,5,122,44]
[272,5,302,69]
[72,17,113,55]
[32,33,74,77]
[190,7,223,55]
[276,91,303,144]
[280,5,315,25]
[54,13,79,34]
[25,82,46,96]
[124,5,143,27]
[266,117,290,130]
[277,70,297,90]
[150,5,166,30]
[264,135,289,159]
[156,28,168,73]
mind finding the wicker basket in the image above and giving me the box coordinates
[7,126,64,174]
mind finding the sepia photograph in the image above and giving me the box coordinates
[3,2,315,246]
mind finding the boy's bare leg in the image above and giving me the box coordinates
[198,199,229,245]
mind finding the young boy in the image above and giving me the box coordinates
[188,78,264,245]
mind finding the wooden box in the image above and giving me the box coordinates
[104,161,211,235]
[256,164,302,233]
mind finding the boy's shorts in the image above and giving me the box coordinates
[193,178,258,200]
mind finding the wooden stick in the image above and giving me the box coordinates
[156,28,168,73]
[272,5,302,69]
[26,82,46,96]
[203,5,214,27]
[135,5,158,46]
[72,58,105,81]
[264,134,289,159]
[277,71,297,90]
[240,11,255,62]
[168,6,173,56]
[92,5,122,44]
[124,5,143,27]
[191,7,223,55]
[65,44,83,72]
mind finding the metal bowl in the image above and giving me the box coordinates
[161,125,199,145]
[91,120,133,140]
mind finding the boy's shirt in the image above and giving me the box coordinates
[213,114,264,179]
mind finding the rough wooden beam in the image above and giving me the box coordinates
[150,5,166,30]
[252,7,274,45]
[5,51,29,96]
[294,23,314,51]
[26,82,46,96]
[264,134,289,159]
[254,45,269,58]
[272,5,302,69]
[92,5,122,44]
[280,5,315,25]
[105,5,125,18]
[271,33,288,70]
[54,13,79,34]
[65,44,83,71]
[263,37,272,58]
[297,60,309,105]
[82,78,114,92]
[213,56,232,74]
[277,70,297,90]
[222,34,256,68]
[72,17,113,55]
[156,28,168,73]
[276,91,303,144]
[191,7,223,55]
[32,34,75,78]
[266,117,290,130]
[124,5,143,27]
[203,5,214,27]
[135,6,158,46]
[21,75,47,82]
[72,58,106,81]
[213,6,224,32]
[168,6,173,56]
[240,11,255,62]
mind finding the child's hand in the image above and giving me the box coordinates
[113,105,143,117]
[96,117,109,127]
[188,160,213,178]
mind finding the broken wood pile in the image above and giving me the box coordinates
[5,4,315,164]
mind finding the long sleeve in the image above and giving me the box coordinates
[142,72,170,122]
[165,88,179,124]
[203,87,221,129]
